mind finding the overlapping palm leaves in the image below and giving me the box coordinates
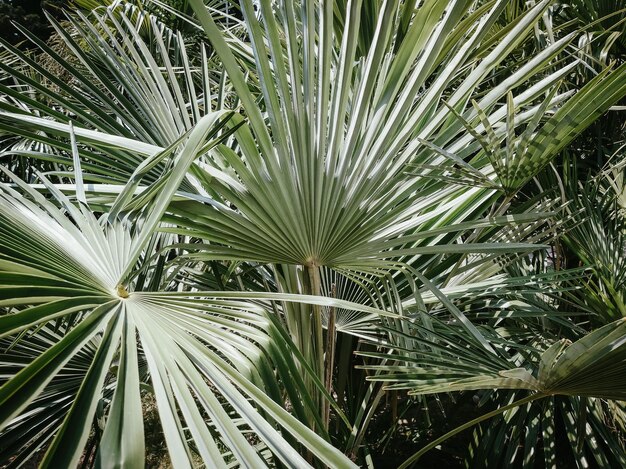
[360,276,626,466]
[366,317,626,399]
[178,0,572,268]
[177,0,626,447]
[0,115,383,467]
[0,4,232,188]
[562,163,626,321]
[1,0,626,466]
[356,193,625,465]
[353,156,626,466]
[155,0,586,444]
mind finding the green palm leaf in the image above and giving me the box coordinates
[0,117,370,467]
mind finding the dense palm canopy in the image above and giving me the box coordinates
[0,0,625,467]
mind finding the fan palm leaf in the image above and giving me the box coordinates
[0,112,383,467]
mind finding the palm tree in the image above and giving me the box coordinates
[1,0,625,466]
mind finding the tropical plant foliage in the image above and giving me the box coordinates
[0,0,625,467]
